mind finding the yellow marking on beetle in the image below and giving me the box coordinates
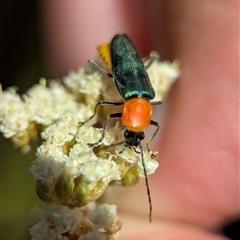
[97,43,112,68]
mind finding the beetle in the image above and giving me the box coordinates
[82,34,161,222]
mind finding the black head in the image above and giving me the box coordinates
[124,129,145,148]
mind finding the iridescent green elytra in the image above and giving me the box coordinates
[111,34,155,100]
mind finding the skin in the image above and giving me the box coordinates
[40,0,239,239]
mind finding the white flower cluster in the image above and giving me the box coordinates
[31,121,123,206]
[0,78,95,150]
[0,86,29,138]
[30,203,121,240]
[63,68,110,107]
[0,57,180,239]
[147,59,180,102]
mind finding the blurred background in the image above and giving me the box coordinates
[0,1,238,239]
[0,1,48,91]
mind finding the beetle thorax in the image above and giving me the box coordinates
[122,98,152,132]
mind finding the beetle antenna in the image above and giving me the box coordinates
[138,140,152,222]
